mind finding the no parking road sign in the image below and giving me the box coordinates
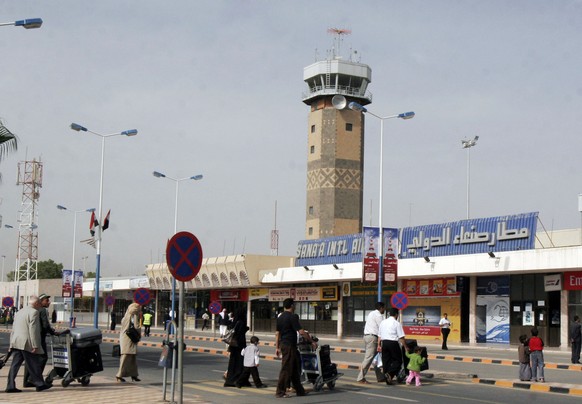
[133,288,152,305]
[209,301,222,315]
[2,297,14,308]
[390,291,409,310]
[166,231,203,282]
[105,295,116,307]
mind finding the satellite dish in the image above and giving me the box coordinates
[332,95,347,110]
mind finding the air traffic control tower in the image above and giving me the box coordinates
[302,29,372,240]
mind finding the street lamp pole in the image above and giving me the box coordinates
[333,95,414,301]
[462,136,479,220]
[71,123,137,328]
[57,205,95,327]
[0,18,43,29]
[153,170,202,404]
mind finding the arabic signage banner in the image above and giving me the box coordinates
[362,227,398,284]
[268,286,338,302]
[362,227,380,283]
[404,277,459,297]
[383,228,399,285]
[210,289,248,301]
[400,212,538,259]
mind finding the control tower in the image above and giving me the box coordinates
[302,29,372,239]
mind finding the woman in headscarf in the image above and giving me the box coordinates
[116,303,142,382]
[223,308,249,387]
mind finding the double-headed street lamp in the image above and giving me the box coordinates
[0,18,43,29]
[462,136,479,219]
[333,95,415,301]
[153,170,203,404]
[71,123,138,328]
[57,205,95,327]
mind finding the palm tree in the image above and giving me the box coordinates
[0,119,18,182]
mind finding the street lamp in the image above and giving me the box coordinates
[461,136,479,219]
[0,18,43,29]
[333,95,415,301]
[153,170,203,403]
[57,205,95,327]
[71,123,138,328]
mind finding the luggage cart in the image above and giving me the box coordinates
[298,340,343,392]
[46,327,103,387]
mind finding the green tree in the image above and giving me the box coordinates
[6,259,63,281]
[0,119,18,183]
[86,271,96,279]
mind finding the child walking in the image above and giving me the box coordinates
[236,336,267,388]
[518,334,532,381]
[529,327,545,382]
[405,346,426,386]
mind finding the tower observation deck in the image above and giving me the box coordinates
[302,29,372,240]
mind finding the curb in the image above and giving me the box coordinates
[472,378,582,396]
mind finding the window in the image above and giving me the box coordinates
[308,227,313,236]
[345,123,353,131]
[308,206,314,215]
[310,145,315,154]
[311,125,316,133]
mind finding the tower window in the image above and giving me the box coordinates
[308,206,314,215]
[346,123,353,131]
[311,124,316,133]
[308,227,313,236]
[310,145,315,154]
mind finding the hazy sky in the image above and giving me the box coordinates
[0,1,581,278]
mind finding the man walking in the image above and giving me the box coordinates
[142,310,153,337]
[356,302,385,384]
[24,293,59,387]
[378,307,406,385]
[5,295,52,393]
[570,315,581,364]
[275,298,317,398]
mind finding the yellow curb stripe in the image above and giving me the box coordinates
[184,383,241,396]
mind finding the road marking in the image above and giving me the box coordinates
[184,382,240,396]
[355,391,418,401]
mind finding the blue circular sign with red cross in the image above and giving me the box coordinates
[166,231,203,282]
[209,301,222,315]
[2,297,14,308]
[105,295,116,307]
[133,288,151,305]
[390,291,409,310]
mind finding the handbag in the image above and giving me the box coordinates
[125,321,141,344]
[221,328,238,347]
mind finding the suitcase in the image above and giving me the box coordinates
[70,327,102,348]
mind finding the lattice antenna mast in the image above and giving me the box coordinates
[270,201,279,256]
[327,27,352,59]
[15,158,42,308]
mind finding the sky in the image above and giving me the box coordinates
[0,1,581,278]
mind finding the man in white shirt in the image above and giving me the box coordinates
[439,313,451,350]
[378,307,406,385]
[356,302,385,384]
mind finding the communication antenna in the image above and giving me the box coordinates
[327,27,352,58]
[270,201,279,256]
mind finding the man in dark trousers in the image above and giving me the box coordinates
[275,298,317,398]
[5,296,52,393]
[570,315,581,364]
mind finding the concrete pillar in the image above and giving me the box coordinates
[469,276,477,345]
[560,288,569,351]
[337,283,343,338]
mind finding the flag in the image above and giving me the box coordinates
[90,211,96,236]
[102,210,111,231]
[80,237,96,248]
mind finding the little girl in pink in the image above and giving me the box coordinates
[405,346,426,386]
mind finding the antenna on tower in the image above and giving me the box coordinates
[327,27,352,59]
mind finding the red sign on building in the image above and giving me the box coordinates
[564,271,582,290]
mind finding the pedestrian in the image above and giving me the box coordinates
[116,303,142,383]
[569,315,581,364]
[219,309,229,338]
[518,334,532,381]
[275,298,316,398]
[142,310,153,337]
[529,327,545,382]
[163,310,171,331]
[201,310,210,331]
[235,336,267,388]
[51,309,57,324]
[110,311,117,331]
[5,295,52,393]
[439,313,451,350]
[356,301,385,384]
[224,308,249,387]
[24,293,59,387]
[404,345,426,386]
[378,307,406,385]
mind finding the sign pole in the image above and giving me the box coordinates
[178,280,184,404]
